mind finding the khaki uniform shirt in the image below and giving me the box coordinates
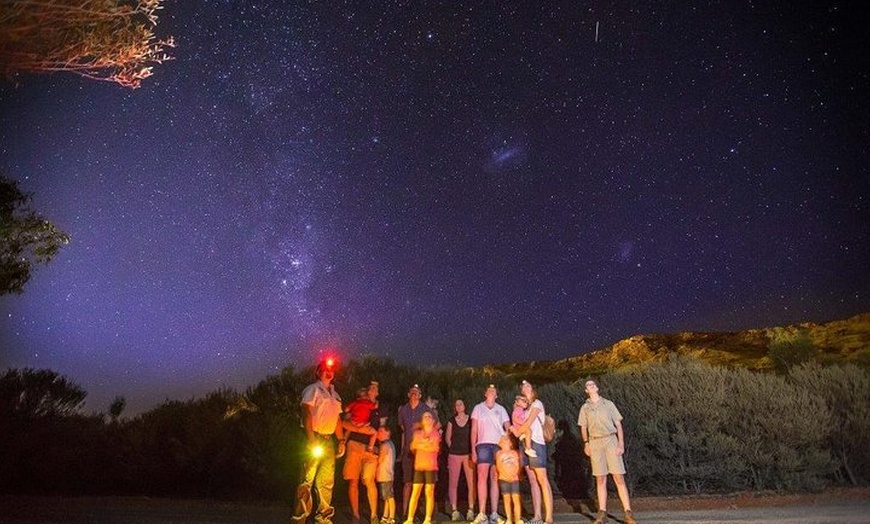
[577,397,622,438]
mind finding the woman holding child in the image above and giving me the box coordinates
[511,380,554,524]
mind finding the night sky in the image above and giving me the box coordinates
[1,1,868,416]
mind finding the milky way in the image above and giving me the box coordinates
[1,1,867,415]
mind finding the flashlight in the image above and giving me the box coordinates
[310,444,324,458]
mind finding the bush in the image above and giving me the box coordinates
[723,367,835,491]
[788,363,870,485]
[577,356,835,494]
[603,357,744,494]
[768,329,818,373]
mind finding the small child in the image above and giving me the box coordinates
[495,433,522,524]
[403,411,440,524]
[376,426,397,524]
[343,382,379,451]
[511,394,537,458]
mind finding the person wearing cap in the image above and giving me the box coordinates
[397,383,436,521]
[470,384,510,524]
[577,379,636,524]
[291,357,345,524]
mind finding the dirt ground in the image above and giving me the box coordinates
[2,488,868,524]
[560,486,870,513]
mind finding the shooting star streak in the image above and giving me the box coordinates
[595,21,599,43]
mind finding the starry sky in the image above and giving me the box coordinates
[1,1,868,416]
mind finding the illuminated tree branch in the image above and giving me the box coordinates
[0,0,174,88]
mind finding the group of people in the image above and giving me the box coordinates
[291,357,637,524]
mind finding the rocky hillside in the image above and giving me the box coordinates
[489,312,870,385]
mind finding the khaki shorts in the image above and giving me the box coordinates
[343,440,377,480]
[589,434,625,476]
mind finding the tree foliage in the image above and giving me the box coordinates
[768,328,818,373]
[0,176,70,295]
[0,0,174,88]
[0,368,86,418]
[1,358,866,500]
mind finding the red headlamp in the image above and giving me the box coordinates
[317,355,339,374]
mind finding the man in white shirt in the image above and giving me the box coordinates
[292,357,346,524]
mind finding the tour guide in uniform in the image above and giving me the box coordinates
[292,357,346,524]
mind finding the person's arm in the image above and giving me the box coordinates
[513,405,539,435]
[614,419,625,456]
[417,431,439,453]
[445,420,454,449]
[397,406,405,453]
[579,408,591,456]
[470,417,479,463]
[302,403,315,441]
[333,404,346,458]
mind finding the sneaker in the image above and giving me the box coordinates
[451,511,461,522]
[371,517,380,524]
[592,510,607,524]
[471,514,488,524]
[523,447,538,458]
[489,513,500,524]
[623,510,636,524]
[314,517,333,524]
[466,510,475,522]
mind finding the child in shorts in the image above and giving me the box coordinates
[511,394,537,458]
[403,411,440,524]
[495,433,522,524]
[376,426,396,524]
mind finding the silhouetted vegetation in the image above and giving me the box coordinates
[1,317,868,500]
[0,176,70,295]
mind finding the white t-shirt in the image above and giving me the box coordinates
[300,380,342,435]
[529,399,546,445]
[377,439,396,482]
[471,401,510,445]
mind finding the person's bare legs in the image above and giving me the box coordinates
[502,495,513,524]
[403,482,413,519]
[462,457,476,513]
[532,467,553,523]
[595,475,608,514]
[405,483,423,524]
[475,463,490,517]
[364,477,378,521]
[349,479,361,519]
[612,473,632,512]
[488,467,499,518]
[448,454,462,512]
[423,483,435,523]
[525,466,541,521]
[510,493,522,524]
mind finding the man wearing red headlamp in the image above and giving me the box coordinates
[292,356,345,524]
